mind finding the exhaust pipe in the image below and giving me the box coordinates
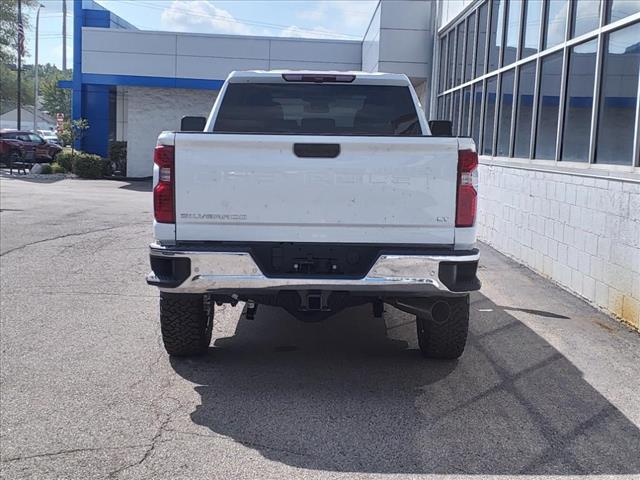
[391,297,453,321]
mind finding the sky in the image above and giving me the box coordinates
[23,0,379,68]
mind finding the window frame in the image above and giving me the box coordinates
[593,21,640,165]
[560,38,598,162]
[496,68,516,157]
[435,0,640,170]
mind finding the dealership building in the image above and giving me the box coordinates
[67,0,639,328]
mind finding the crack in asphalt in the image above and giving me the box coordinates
[1,445,151,464]
[0,224,133,257]
[107,398,185,479]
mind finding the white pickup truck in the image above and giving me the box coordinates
[147,71,480,359]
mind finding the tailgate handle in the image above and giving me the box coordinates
[293,143,340,158]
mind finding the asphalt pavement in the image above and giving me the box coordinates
[1,174,639,480]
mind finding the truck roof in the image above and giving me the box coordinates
[227,70,412,86]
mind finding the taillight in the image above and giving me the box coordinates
[154,145,175,223]
[456,149,478,227]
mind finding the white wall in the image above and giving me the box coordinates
[377,0,434,78]
[478,163,640,330]
[124,87,218,178]
[82,28,362,80]
[362,2,381,72]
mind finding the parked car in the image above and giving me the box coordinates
[146,70,481,359]
[0,130,62,163]
[0,131,26,167]
[37,129,61,145]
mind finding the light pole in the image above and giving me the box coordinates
[62,0,67,70]
[33,3,45,132]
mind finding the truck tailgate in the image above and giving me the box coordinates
[174,134,459,244]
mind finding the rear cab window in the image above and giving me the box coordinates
[213,83,422,136]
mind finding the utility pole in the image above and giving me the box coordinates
[62,0,67,70]
[34,4,44,131]
[17,0,22,130]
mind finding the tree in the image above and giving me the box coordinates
[40,72,71,118]
[59,118,90,155]
[0,0,37,64]
[0,62,34,113]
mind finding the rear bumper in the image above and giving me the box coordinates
[147,243,481,295]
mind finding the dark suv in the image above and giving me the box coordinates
[0,130,63,164]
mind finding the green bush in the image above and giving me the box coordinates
[72,153,106,179]
[51,163,66,174]
[102,157,113,177]
[40,164,52,174]
[109,141,127,175]
[56,151,74,172]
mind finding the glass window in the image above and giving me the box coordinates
[460,86,472,136]
[514,61,537,157]
[456,23,466,85]
[465,12,476,82]
[596,23,640,165]
[439,36,447,92]
[534,52,563,159]
[452,90,461,135]
[544,0,568,49]
[488,0,504,72]
[608,0,640,23]
[572,0,600,38]
[497,70,515,156]
[562,39,597,162]
[475,3,489,76]
[214,84,422,136]
[472,82,484,145]
[504,0,522,66]
[522,0,542,59]
[483,77,498,154]
[437,96,444,118]
[447,32,456,89]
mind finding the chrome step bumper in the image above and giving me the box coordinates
[146,243,481,295]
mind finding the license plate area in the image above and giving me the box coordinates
[250,243,381,278]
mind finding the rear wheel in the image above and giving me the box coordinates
[159,293,213,356]
[416,295,469,359]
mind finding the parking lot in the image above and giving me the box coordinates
[1,175,639,480]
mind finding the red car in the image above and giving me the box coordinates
[0,129,63,164]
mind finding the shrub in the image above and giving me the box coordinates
[109,141,127,175]
[56,151,74,172]
[72,153,105,179]
[102,157,113,177]
[51,163,66,174]
[58,122,73,147]
[40,164,52,174]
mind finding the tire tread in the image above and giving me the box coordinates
[159,293,212,356]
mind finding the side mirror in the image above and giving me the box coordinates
[428,120,453,137]
[181,116,206,132]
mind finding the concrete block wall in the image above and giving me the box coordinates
[478,163,640,330]
[124,87,217,178]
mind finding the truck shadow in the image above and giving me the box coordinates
[170,292,640,475]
